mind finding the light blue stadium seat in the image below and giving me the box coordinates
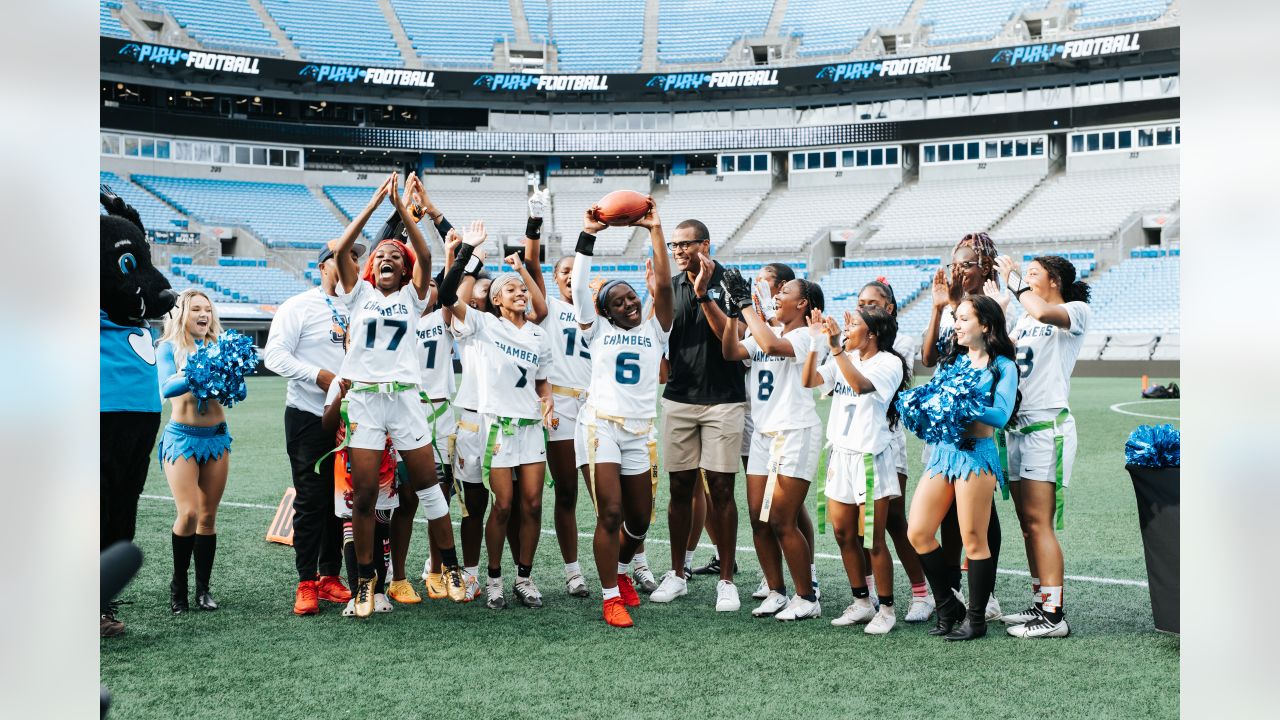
[920,0,1050,47]
[391,0,513,68]
[100,1,132,39]
[100,171,187,231]
[262,0,403,66]
[1074,0,1170,30]
[549,0,643,72]
[656,0,772,65]
[781,0,913,57]
[135,1,283,56]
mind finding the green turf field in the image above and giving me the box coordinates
[101,376,1179,720]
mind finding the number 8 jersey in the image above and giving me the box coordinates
[583,316,670,420]
[337,279,429,383]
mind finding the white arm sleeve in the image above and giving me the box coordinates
[571,252,597,327]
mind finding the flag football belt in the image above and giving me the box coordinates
[420,393,458,512]
[551,385,585,399]
[454,414,482,517]
[313,397,353,474]
[814,444,875,546]
[583,408,659,524]
[480,416,547,496]
[351,380,417,394]
[995,408,1070,530]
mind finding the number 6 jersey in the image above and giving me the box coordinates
[337,279,430,384]
[583,316,670,420]
[452,310,553,420]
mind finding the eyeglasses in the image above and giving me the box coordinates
[665,240,704,252]
[945,261,980,272]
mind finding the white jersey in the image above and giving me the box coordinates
[336,279,429,384]
[927,295,1017,363]
[416,309,456,401]
[741,326,821,433]
[583,316,669,420]
[1010,300,1090,411]
[452,310,553,420]
[541,297,592,390]
[818,351,904,455]
[451,330,481,411]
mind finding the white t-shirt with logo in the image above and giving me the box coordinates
[818,351,904,455]
[415,309,455,400]
[541,297,592,390]
[1010,300,1090,411]
[336,279,429,384]
[452,311,553,420]
[741,326,821,433]
[583,316,670,420]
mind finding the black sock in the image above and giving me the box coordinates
[343,542,358,591]
[488,566,502,579]
[966,557,995,624]
[987,500,1002,570]
[516,563,532,579]
[799,592,817,602]
[193,533,216,590]
[917,547,960,610]
[879,595,894,608]
[440,546,458,568]
[851,585,869,599]
[773,585,787,595]
[171,533,195,587]
[358,562,377,581]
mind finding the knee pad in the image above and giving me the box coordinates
[622,520,647,542]
[417,484,450,521]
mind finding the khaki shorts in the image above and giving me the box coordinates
[661,399,747,474]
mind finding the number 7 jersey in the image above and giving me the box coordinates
[336,279,429,384]
[583,316,670,420]
[452,310,553,420]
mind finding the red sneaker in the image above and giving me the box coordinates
[617,574,641,607]
[603,597,634,628]
[317,575,352,603]
[293,580,319,616]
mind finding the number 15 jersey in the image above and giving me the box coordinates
[337,279,429,384]
[584,316,670,420]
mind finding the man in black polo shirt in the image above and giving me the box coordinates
[648,219,746,612]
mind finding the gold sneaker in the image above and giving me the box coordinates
[388,579,422,604]
[445,566,467,603]
[423,572,448,600]
[354,577,376,618]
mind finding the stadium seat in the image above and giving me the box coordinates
[655,188,767,253]
[1083,256,1178,334]
[1074,0,1172,30]
[100,171,188,231]
[919,0,1050,47]
[998,165,1179,246]
[135,1,282,56]
[100,1,132,39]
[735,183,898,255]
[781,0,913,57]
[548,0,644,72]
[865,174,1043,249]
[656,0,773,65]
[390,0,514,68]
[262,0,403,66]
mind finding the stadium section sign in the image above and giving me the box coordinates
[101,27,1177,102]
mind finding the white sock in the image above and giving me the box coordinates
[617,562,630,575]
[633,552,648,567]
[684,550,696,567]
[464,566,478,579]
[810,564,818,583]
[1041,586,1063,613]
[866,575,877,597]
[1031,576,1042,605]
[713,548,720,561]
[565,561,581,576]
[602,586,620,601]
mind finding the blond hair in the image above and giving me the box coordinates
[158,289,223,369]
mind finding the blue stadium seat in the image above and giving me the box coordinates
[100,1,132,39]
[391,0,513,68]
[1074,0,1171,30]
[781,0,913,57]
[170,261,314,304]
[135,1,282,56]
[100,171,187,231]
[549,0,644,72]
[920,0,1050,47]
[656,0,772,65]
[262,0,403,66]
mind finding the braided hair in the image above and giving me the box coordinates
[1032,255,1091,304]
[952,231,999,282]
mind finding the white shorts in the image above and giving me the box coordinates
[346,389,431,453]
[745,425,822,482]
[421,399,456,465]
[548,390,584,443]
[574,410,655,476]
[740,411,755,457]
[824,447,900,505]
[888,427,908,477]
[482,414,547,469]
[453,409,485,485]
[1005,410,1077,488]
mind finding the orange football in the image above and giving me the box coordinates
[593,190,652,226]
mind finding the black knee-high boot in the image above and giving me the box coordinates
[171,533,194,614]
[987,499,1001,575]
[918,547,966,636]
[193,534,218,610]
[947,557,994,641]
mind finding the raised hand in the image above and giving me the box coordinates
[807,308,827,336]
[463,220,487,248]
[528,188,549,219]
[721,266,753,310]
[631,197,660,230]
[504,251,524,272]
[583,206,608,235]
[644,257,656,298]
[369,175,393,208]
[983,278,1002,300]
[948,263,964,304]
[824,315,843,348]
[692,252,712,297]
[931,268,949,309]
[387,173,403,210]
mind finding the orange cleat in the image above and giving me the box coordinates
[617,574,641,607]
[317,575,352,603]
[294,580,319,616]
[603,597,634,628]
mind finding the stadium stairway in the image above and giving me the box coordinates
[508,0,533,44]
[718,179,790,255]
[640,0,660,71]
[246,0,301,60]
[378,0,423,68]
[311,185,357,230]
[766,0,789,36]
[987,160,1066,236]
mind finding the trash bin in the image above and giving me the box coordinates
[1126,464,1179,634]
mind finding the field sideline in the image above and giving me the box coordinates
[101,376,1179,720]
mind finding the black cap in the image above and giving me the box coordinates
[318,242,366,265]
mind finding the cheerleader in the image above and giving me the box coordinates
[444,222,556,611]
[155,290,235,614]
[709,268,825,621]
[905,294,1020,640]
[920,232,1012,621]
[327,172,463,618]
[801,307,909,633]
[994,254,1092,638]
[856,280,933,622]
[570,199,673,627]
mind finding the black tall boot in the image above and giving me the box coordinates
[193,533,218,610]
[171,533,194,614]
[918,547,966,636]
[947,556,994,641]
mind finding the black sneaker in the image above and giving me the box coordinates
[691,557,721,576]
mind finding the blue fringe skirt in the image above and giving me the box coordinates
[925,436,1004,487]
[157,421,232,464]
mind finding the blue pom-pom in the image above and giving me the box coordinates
[1125,423,1180,468]
[897,356,986,446]
[186,331,260,409]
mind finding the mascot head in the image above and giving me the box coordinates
[101,184,177,325]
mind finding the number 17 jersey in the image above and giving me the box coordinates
[584,316,670,420]
[337,279,429,384]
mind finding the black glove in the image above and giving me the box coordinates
[721,267,753,311]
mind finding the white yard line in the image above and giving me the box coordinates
[1109,399,1180,421]
[140,494,1149,589]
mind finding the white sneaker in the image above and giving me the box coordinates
[775,595,821,621]
[715,580,740,612]
[565,572,589,598]
[648,571,688,603]
[485,578,507,610]
[1007,612,1070,638]
[751,591,788,617]
[985,595,1003,622]
[830,598,876,627]
[342,599,355,617]
[905,594,936,623]
[632,564,658,593]
[752,577,770,600]
[373,593,393,613]
[463,573,481,602]
[1001,604,1042,625]
[864,604,897,635]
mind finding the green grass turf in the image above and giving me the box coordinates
[102,376,1179,720]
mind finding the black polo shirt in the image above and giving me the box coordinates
[662,261,747,405]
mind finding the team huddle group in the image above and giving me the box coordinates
[154,171,1092,639]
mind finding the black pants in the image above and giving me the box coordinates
[101,411,162,550]
[285,406,342,581]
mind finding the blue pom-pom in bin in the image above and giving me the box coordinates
[1125,423,1180,634]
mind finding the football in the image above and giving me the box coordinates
[592,189,652,226]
